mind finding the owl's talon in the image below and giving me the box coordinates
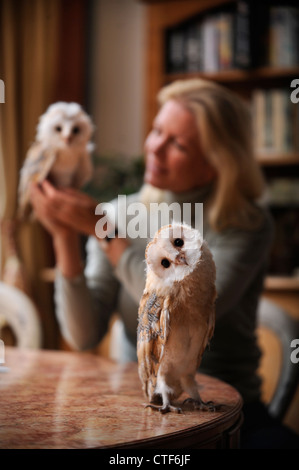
[144,404,182,414]
[160,405,170,414]
[168,405,182,414]
[183,397,218,412]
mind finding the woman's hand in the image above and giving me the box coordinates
[30,180,131,273]
[30,180,99,238]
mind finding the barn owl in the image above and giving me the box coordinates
[137,223,217,413]
[18,102,94,218]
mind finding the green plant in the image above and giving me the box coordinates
[84,154,145,202]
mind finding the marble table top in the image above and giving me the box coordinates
[0,347,243,449]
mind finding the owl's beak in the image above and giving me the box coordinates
[175,254,188,266]
[63,135,72,145]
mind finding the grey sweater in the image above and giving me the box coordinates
[54,185,273,403]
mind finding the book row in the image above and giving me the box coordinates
[252,88,299,156]
[165,2,299,73]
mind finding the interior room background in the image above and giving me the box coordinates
[0,0,298,434]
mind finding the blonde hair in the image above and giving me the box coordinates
[156,78,265,232]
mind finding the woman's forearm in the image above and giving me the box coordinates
[53,231,84,279]
[54,236,121,351]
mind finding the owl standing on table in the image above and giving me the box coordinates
[137,223,217,413]
[18,102,94,218]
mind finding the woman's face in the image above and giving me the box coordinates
[144,99,216,193]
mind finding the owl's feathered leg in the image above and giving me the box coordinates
[145,378,182,413]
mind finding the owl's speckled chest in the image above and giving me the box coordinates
[49,148,81,187]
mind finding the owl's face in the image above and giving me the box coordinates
[36,102,94,149]
[145,223,203,287]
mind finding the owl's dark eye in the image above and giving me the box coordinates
[174,238,184,247]
[55,125,62,132]
[161,258,171,268]
[72,126,80,134]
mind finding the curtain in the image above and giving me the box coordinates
[0,0,61,348]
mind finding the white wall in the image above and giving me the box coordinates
[89,0,146,158]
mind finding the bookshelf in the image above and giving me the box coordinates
[142,0,299,303]
[257,154,299,166]
[165,66,299,84]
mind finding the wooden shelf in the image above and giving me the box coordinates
[164,66,299,85]
[264,276,299,291]
[257,153,299,166]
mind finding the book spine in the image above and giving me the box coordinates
[185,22,202,72]
[252,89,266,155]
[269,7,299,67]
[264,90,273,152]
[234,0,251,69]
[165,27,186,73]
[293,96,299,152]
[202,15,219,72]
[283,90,293,152]
[218,13,234,70]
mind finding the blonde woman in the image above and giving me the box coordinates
[31,79,298,447]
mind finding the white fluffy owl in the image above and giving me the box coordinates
[18,101,94,218]
[137,223,217,413]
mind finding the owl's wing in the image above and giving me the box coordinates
[137,291,170,400]
[18,143,57,217]
[196,307,215,369]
